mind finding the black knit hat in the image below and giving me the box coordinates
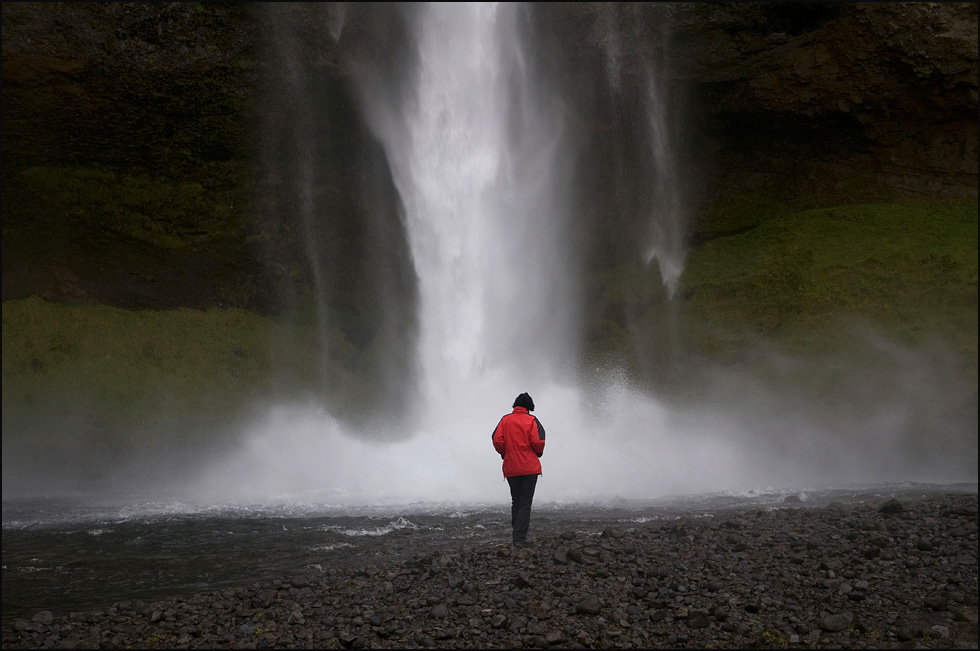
[513,392,535,411]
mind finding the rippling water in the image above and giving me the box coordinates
[3,482,975,623]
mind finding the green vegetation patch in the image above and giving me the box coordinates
[17,165,243,249]
[4,198,976,447]
[681,200,978,360]
[2,297,279,448]
[582,199,977,398]
[693,190,793,242]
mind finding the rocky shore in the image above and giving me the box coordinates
[3,492,977,649]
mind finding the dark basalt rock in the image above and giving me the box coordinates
[1,493,976,649]
[1,3,976,311]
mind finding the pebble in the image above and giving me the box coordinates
[2,493,976,649]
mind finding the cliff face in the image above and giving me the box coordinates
[1,2,265,310]
[680,2,978,198]
[2,2,976,312]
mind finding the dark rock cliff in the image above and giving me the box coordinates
[2,2,976,312]
[2,2,265,309]
[680,1,978,198]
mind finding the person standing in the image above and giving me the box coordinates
[492,392,546,546]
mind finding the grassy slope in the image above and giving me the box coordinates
[584,198,977,400]
[2,199,977,447]
[681,200,978,362]
[1,301,297,449]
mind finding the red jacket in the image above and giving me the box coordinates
[492,406,546,477]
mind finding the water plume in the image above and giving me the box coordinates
[175,4,978,511]
[189,337,977,508]
[352,2,580,400]
[23,2,958,511]
[640,60,687,298]
[593,2,689,297]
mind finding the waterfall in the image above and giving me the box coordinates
[182,3,972,507]
[596,3,687,298]
[355,3,579,399]
[199,3,758,504]
[642,61,687,298]
[196,2,775,505]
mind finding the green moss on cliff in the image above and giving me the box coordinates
[681,200,978,356]
[584,199,978,396]
[1,298,281,448]
[3,199,976,446]
[0,294,392,448]
[19,165,243,250]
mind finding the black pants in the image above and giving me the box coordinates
[507,474,538,544]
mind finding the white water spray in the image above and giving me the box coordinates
[184,3,975,508]
[356,3,579,397]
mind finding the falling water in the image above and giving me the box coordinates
[182,2,976,507]
[641,62,687,298]
[639,6,687,298]
[355,3,579,397]
[595,3,687,297]
[190,2,733,506]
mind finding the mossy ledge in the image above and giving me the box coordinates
[3,198,976,451]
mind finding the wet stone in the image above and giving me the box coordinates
[2,493,976,650]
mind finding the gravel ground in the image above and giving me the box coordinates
[3,492,976,649]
